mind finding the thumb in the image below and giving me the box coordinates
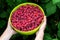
[35,16,47,40]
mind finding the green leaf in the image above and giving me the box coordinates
[46,1,56,16]
[0,20,6,28]
[44,33,52,40]
[52,38,58,40]
[58,22,60,38]
[0,11,8,18]
[58,22,60,30]
[57,30,60,38]
[57,2,60,8]
[52,0,60,4]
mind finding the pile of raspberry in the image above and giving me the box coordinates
[11,4,44,31]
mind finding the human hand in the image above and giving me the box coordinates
[0,18,16,40]
[35,16,47,40]
[0,16,46,40]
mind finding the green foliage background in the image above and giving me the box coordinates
[0,0,60,40]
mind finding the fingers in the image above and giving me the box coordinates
[35,16,47,40]
[39,16,47,31]
[7,18,17,34]
[35,30,44,40]
[8,18,10,24]
[36,16,47,35]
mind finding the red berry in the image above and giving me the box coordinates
[11,4,44,31]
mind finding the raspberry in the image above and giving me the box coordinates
[11,4,44,31]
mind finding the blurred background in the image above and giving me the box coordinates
[0,0,60,40]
